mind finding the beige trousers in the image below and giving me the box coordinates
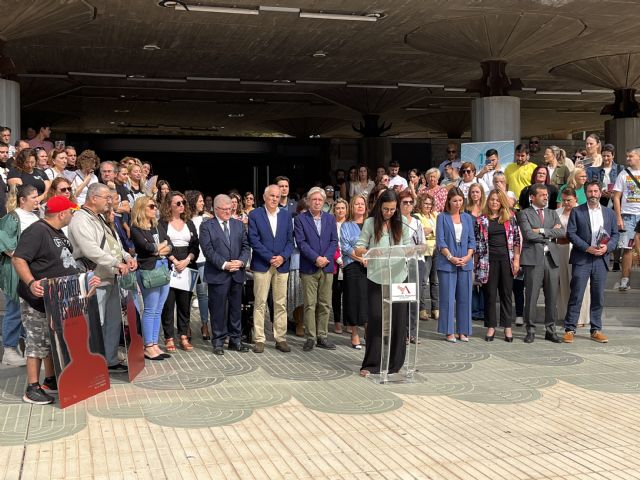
[252,267,289,343]
[301,269,333,340]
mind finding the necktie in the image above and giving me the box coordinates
[536,208,544,225]
[223,221,230,243]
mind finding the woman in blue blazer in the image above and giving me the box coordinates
[436,187,476,342]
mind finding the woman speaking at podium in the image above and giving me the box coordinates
[354,189,412,376]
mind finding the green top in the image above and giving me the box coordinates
[0,212,21,301]
[356,217,413,284]
[557,184,586,206]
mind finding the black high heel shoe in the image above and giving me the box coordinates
[485,334,495,342]
[504,336,514,343]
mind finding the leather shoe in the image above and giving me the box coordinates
[228,342,250,352]
[316,338,336,350]
[302,338,315,351]
[545,332,561,343]
[275,341,291,352]
[563,331,575,343]
[591,331,608,343]
[524,332,535,343]
[213,346,224,355]
[253,342,264,353]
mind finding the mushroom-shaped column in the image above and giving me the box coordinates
[406,13,585,145]
[551,53,640,155]
[0,0,96,135]
[316,87,430,168]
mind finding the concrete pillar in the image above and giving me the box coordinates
[0,79,20,140]
[605,118,640,157]
[358,137,392,170]
[471,96,520,146]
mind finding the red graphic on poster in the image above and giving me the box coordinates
[57,314,109,408]
[125,292,145,381]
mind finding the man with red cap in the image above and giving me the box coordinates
[12,196,101,404]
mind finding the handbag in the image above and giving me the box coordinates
[139,260,170,289]
[118,272,138,291]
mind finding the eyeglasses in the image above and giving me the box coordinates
[215,206,232,212]
[147,204,157,209]
[574,155,584,159]
[58,187,71,193]
[381,178,390,182]
[93,194,112,201]
[174,201,184,207]
[401,200,414,205]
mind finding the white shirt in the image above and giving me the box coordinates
[453,222,463,243]
[458,178,490,198]
[266,206,279,237]
[388,175,408,190]
[15,208,39,233]
[166,222,191,247]
[588,203,604,247]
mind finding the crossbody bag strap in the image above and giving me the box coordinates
[625,168,640,190]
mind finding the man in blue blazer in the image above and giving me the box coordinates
[294,187,338,351]
[200,194,251,355]
[248,185,294,353]
[563,181,619,343]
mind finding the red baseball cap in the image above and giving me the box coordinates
[46,195,79,214]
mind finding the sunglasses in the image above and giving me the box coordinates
[461,169,473,174]
[147,204,157,209]
[446,150,457,154]
[401,200,414,205]
[174,201,184,207]
[58,187,71,193]
[574,155,584,159]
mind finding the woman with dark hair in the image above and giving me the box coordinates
[519,166,559,210]
[350,165,375,198]
[156,180,171,206]
[436,187,476,342]
[354,189,412,376]
[340,165,358,201]
[242,191,255,216]
[407,168,425,198]
[229,192,248,225]
[340,194,368,348]
[331,199,349,334]
[159,191,200,352]
[0,184,40,366]
[7,149,50,202]
[583,133,602,168]
[474,190,521,342]
[186,189,213,341]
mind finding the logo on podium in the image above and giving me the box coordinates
[391,282,417,302]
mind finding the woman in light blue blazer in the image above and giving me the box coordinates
[436,187,476,342]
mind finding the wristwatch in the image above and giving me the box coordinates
[446,253,453,261]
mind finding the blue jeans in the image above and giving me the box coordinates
[137,269,171,345]
[2,297,23,348]
[196,262,209,325]
[472,285,484,319]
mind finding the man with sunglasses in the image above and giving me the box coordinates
[438,143,461,178]
[528,136,544,166]
[68,183,137,374]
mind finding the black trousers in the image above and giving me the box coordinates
[482,256,514,328]
[361,280,407,375]
[342,262,368,326]
[161,287,193,339]
[331,273,343,324]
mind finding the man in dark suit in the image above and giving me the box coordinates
[563,181,619,343]
[517,183,565,343]
[248,184,294,353]
[294,187,338,351]
[200,194,251,355]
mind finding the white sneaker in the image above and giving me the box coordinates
[619,278,630,291]
[515,317,524,326]
[2,347,26,366]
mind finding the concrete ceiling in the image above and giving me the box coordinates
[2,0,638,138]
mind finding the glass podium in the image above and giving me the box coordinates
[363,244,426,384]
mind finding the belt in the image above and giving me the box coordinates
[554,238,570,245]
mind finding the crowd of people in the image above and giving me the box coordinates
[1,124,639,405]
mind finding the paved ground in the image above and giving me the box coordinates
[2,307,640,480]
